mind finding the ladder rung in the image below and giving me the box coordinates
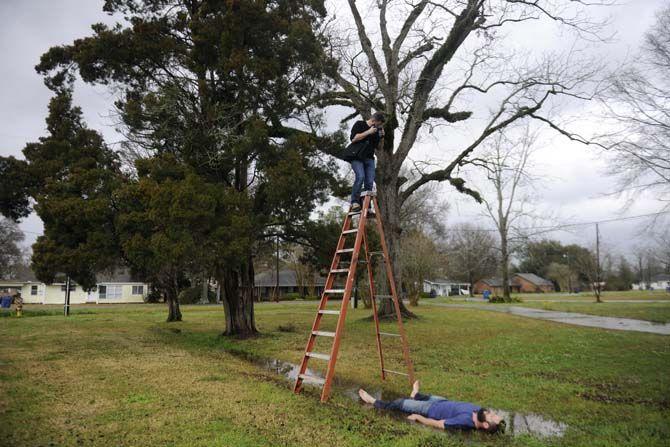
[319,310,340,315]
[383,369,409,376]
[298,374,326,385]
[342,229,358,234]
[348,211,361,216]
[312,330,336,337]
[306,352,331,361]
[324,289,345,294]
[336,248,355,254]
[331,268,349,273]
[379,332,401,337]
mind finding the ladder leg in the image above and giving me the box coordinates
[371,196,415,387]
[320,195,372,402]
[294,213,354,394]
[363,229,385,380]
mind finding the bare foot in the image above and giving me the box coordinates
[410,380,420,398]
[358,389,376,405]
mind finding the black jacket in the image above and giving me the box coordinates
[350,120,380,159]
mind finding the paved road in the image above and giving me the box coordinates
[429,303,670,335]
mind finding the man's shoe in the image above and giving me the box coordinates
[351,203,361,212]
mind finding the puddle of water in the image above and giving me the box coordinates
[225,349,568,438]
[493,409,567,438]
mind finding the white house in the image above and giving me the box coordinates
[631,274,670,291]
[423,279,470,297]
[0,269,150,304]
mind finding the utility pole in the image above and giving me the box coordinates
[273,234,280,302]
[595,223,602,302]
[64,275,71,316]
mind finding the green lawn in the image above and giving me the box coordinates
[511,301,670,324]
[516,290,670,301]
[1,303,669,446]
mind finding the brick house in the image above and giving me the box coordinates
[472,278,521,296]
[512,273,555,293]
[473,273,555,295]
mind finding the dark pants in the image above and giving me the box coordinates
[374,393,447,416]
[350,157,375,205]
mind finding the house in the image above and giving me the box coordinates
[513,273,555,293]
[632,274,670,291]
[472,273,555,295]
[0,269,150,304]
[472,278,521,296]
[422,279,470,296]
[254,269,326,300]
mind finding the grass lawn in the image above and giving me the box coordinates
[510,301,670,324]
[1,302,669,446]
[516,290,670,301]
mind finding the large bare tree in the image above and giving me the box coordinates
[598,4,670,211]
[306,0,608,317]
[480,125,536,299]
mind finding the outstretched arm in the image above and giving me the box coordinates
[407,414,445,430]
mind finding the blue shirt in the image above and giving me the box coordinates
[427,400,480,430]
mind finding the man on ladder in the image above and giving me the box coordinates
[293,112,414,402]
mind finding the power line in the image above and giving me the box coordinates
[445,210,670,234]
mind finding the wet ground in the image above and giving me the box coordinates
[257,355,568,438]
[431,303,670,335]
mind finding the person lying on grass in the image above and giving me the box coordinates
[358,381,505,433]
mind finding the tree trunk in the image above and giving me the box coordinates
[501,234,511,300]
[221,257,258,338]
[375,172,416,320]
[165,285,182,322]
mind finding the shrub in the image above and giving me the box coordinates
[489,295,522,303]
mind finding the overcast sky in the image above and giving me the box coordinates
[1,0,667,261]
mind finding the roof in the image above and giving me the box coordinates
[477,278,519,287]
[0,267,145,285]
[255,269,326,287]
[514,273,553,286]
[424,279,470,285]
[651,273,670,282]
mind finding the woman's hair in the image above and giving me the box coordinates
[371,111,385,123]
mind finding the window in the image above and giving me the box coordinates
[99,285,122,300]
[61,284,76,292]
[31,285,38,296]
[131,285,144,295]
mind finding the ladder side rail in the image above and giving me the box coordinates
[320,195,371,401]
[294,214,354,394]
[372,196,416,386]
[362,228,386,380]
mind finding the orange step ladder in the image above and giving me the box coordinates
[293,192,415,402]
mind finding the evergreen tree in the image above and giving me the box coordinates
[1,90,121,290]
[36,0,342,336]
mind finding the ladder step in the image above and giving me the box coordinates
[312,330,336,337]
[306,352,331,361]
[318,310,340,315]
[324,289,345,294]
[348,211,362,216]
[331,268,349,273]
[342,229,358,234]
[336,248,355,254]
[379,332,401,337]
[298,374,326,385]
[383,369,409,377]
